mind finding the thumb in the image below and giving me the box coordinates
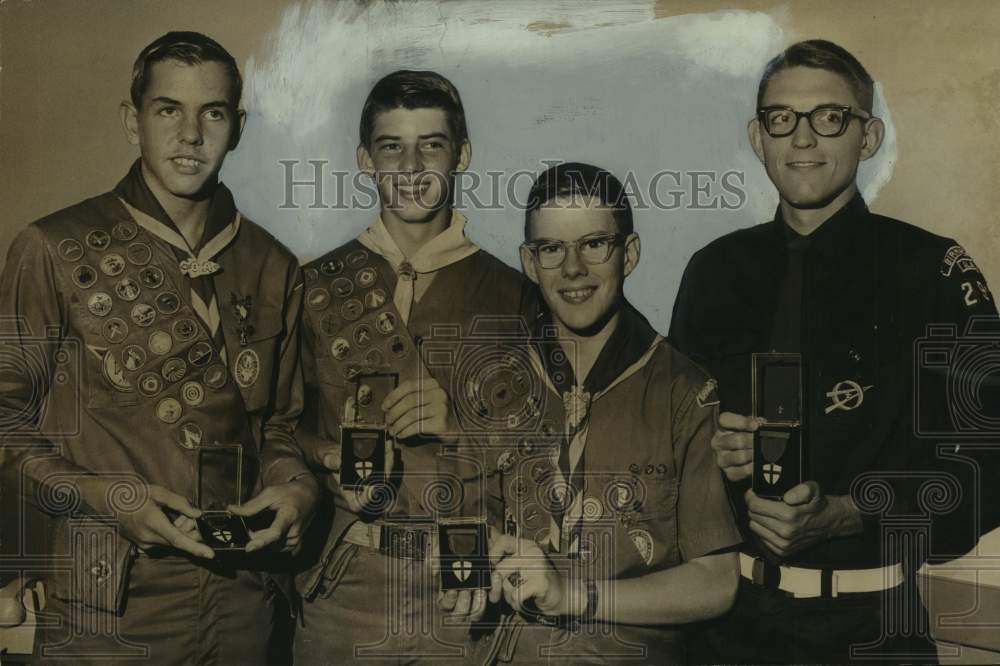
[784,481,819,506]
[319,445,342,472]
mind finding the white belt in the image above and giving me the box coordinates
[343,521,439,560]
[739,552,904,598]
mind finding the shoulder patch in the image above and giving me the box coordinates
[696,378,720,408]
[940,244,981,277]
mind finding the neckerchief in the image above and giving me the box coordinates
[113,160,240,362]
[356,210,480,324]
[532,303,660,553]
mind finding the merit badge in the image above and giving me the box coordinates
[204,364,228,390]
[628,528,655,566]
[121,345,147,372]
[156,397,183,424]
[57,239,85,262]
[178,422,203,449]
[388,335,408,358]
[161,358,187,383]
[99,254,126,277]
[341,299,364,321]
[825,380,872,414]
[307,288,331,311]
[375,312,396,335]
[138,266,164,289]
[138,372,163,397]
[346,250,368,267]
[331,278,354,299]
[87,292,113,317]
[353,324,373,348]
[115,278,140,302]
[86,230,111,251]
[365,288,387,310]
[181,381,205,407]
[188,341,213,367]
[234,348,260,388]
[148,330,173,356]
[155,291,180,315]
[320,313,341,336]
[111,221,138,241]
[126,242,152,266]
[101,317,129,344]
[72,265,98,289]
[356,267,377,288]
[231,293,254,346]
[304,267,319,282]
[172,318,198,342]
[102,351,132,392]
[130,303,156,328]
[331,338,351,360]
[363,349,384,366]
[320,258,344,276]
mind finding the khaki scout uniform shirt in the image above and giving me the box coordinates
[480,305,741,665]
[0,162,309,614]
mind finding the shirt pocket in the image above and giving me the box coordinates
[615,478,679,575]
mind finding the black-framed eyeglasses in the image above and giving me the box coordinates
[757,105,873,138]
[522,233,626,270]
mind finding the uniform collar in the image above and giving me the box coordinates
[773,192,869,261]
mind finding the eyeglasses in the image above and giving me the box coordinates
[757,105,873,138]
[522,233,626,270]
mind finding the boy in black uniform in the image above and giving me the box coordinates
[0,32,318,664]
[293,70,537,663]
[479,163,740,665]
[670,40,999,664]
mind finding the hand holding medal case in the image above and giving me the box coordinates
[340,372,398,489]
[196,445,252,551]
[438,519,490,591]
[751,353,806,499]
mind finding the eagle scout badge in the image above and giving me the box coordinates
[629,528,655,566]
[234,349,260,388]
[231,293,254,346]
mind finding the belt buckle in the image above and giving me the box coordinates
[830,571,840,598]
[751,556,782,589]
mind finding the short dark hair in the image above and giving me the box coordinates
[757,40,874,113]
[359,70,469,150]
[130,31,242,108]
[524,162,634,239]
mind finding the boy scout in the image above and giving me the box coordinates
[293,70,537,663]
[0,32,318,663]
[479,163,740,665]
[670,40,998,663]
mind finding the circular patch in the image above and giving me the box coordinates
[161,357,187,383]
[138,372,163,397]
[628,528,655,566]
[172,318,198,342]
[306,287,331,311]
[363,349,385,366]
[388,335,408,358]
[57,239,85,262]
[187,341,213,367]
[352,324,373,348]
[304,267,319,282]
[177,422,203,449]
[375,312,397,335]
[101,317,129,344]
[102,351,132,392]
[582,497,604,522]
[87,292,113,317]
[320,313,341,336]
[121,345,147,372]
[148,330,173,356]
[181,381,205,407]
[115,278,140,302]
[346,250,368,267]
[320,258,344,276]
[99,254,126,277]
[154,291,180,315]
[72,265,98,289]
[156,398,182,424]
[356,267,377,288]
[330,337,350,360]
[331,278,354,299]
[234,349,260,388]
[111,221,138,241]
[341,299,363,321]
[203,363,228,390]
[130,303,156,328]
[86,230,111,251]
[364,288,387,310]
[138,266,164,289]
[125,242,152,266]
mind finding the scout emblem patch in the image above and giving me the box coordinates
[825,379,872,414]
[629,528,655,566]
[234,348,260,388]
[231,294,254,346]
